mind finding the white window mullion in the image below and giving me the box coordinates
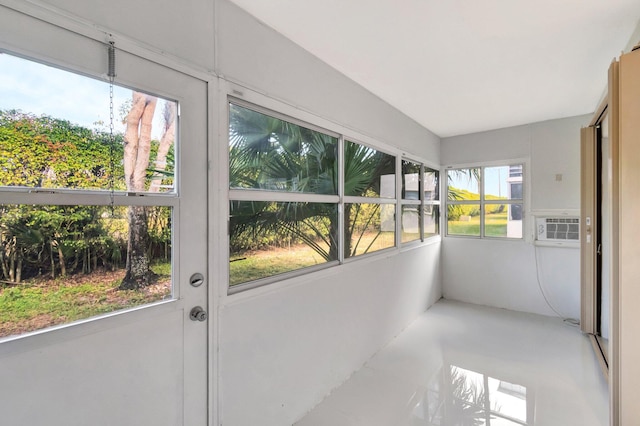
[395,155,402,249]
[228,189,339,204]
[338,135,345,263]
[480,166,485,238]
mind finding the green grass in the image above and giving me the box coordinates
[0,262,172,338]
[484,211,508,237]
[230,247,325,286]
[447,212,508,237]
[230,231,395,286]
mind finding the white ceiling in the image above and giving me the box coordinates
[227,0,640,137]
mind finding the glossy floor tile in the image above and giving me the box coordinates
[296,300,608,426]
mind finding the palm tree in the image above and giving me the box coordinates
[228,103,394,262]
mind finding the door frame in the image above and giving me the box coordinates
[580,103,610,379]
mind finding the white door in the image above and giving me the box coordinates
[0,7,208,425]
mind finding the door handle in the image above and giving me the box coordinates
[189,306,207,322]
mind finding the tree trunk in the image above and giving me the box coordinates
[149,102,176,193]
[15,255,22,283]
[120,92,157,290]
[57,242,66,277]
[50,240,55,279]
[9,251,15,282]
[0,245,8,280]
[343,204,353,259]
[120,205,151,290]
[123,93,157,191]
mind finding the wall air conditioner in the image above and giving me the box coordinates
[535,217,580,245]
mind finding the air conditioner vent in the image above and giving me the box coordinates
[536,217,579,242]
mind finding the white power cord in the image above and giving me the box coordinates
[533,244,580,327]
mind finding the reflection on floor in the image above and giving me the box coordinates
[296,300,608,426]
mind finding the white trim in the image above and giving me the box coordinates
[0,190,178,207]
[344,196,396,204]
[229,190,339,204]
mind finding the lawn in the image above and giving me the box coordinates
[0,262,171,338]
[447,211,508,237]
[230,231,395,286]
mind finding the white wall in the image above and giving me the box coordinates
[441,115,589,318]
[38,0,215,72]
[0,1,443,425]
[215,2,442,424]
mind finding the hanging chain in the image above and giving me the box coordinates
[107,41,116,215]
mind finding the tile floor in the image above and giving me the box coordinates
[296,300,608,426]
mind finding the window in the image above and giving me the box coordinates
[446,164,524,238]
[0,53,178,338]
[228,102,340,288]
[401,161,441,243]
[344,140,396,256]
[423,167,441,239]
[401,160,421,243]
[229,100,429,291]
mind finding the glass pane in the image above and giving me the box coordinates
[402,160,421,200]
[345,203,395,257]
[229,201,337,286]
[0,204,172,339]
[401,204,421,243]
[447,204,480,236]
[0,52,177,193]
[345,140,396,198]
[229,103,338,194]
[425,167,440,201]
[447,168,480,201]
[423,205,440,238]
[485,204,523,238]
[485,165,523,200]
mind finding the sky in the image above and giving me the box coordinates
[447,166,517,199]
[0,52,167,139]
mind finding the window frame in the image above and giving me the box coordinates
[445,160,527,240]
[399,159,441,246]
[343,137,397,260]
[225,90,439,295]
[422,165,441,241]
[0,43,207,341]
[227,98,341,293]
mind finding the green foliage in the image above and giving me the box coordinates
[0,110,124,190]
[0,204,124,281]
[446,177,506,220]
[228,105,396,271]
[0,110,171,283]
